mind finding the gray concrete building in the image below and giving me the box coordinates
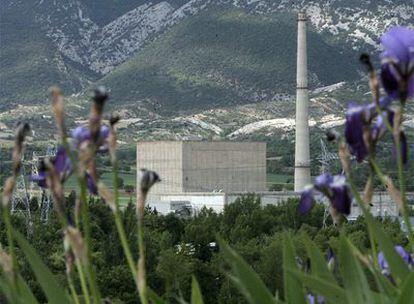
[136,141,267,201]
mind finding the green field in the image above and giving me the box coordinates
[266,173,292,190]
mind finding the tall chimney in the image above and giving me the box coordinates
[294,10,311,192]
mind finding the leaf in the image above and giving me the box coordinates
[347,240,396,301]
[364,212,410,283]
[218,238,276,304]
[148,287,166,304]
[397,271,414,304]
[15,275,39,304]
[303,236,335,283]
[288,269,347,304]
[0,276,14,303]
[191,276,204,304]
[373,268,398,298]
[338,235,373,304]
[370,291,392,304]
[13,230,71,304]
[282,234,305,304]
[0,274,38,304]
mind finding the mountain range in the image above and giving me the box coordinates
[0,0,413,142]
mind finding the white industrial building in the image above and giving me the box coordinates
[136,140,405,218]
[137,141,267,214]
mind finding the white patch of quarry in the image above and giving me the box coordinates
[312,82,345,94]
[227,118,317,137]
[174,116,223,135]
[225,112,346,138]
[116,118,143,129]
[318,114,345,129]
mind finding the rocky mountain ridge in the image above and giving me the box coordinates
[30,0,414,77]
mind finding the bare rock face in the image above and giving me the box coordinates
[24,0,414,77]
[1,0,412,116]
[32,0,209,75]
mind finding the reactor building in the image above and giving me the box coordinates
[137,141,267,214]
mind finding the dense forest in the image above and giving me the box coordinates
[0,194,405,303]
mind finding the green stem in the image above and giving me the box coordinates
[79,177,101,303]
[369,158,387,186]
[76,259,91,304]
[112,159,139,287]
[137,193,148,304]
[1,206,18,290]
[57,108,100,303]
[67,272,81,304]
[346,169,378,262]
[394,123,414,249]
[375,103,413,244]
[62,136,81,228]
[367,155,412,265]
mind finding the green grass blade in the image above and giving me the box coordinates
[13,230,71,304]
[288,269,347,304]
[191,276,204,304]
[374,268,398,298]
[16,275,39,304]
[338,235,373,304]
[148,287,166,304]
[347,239,397,300]
[282,234,305,304]
[303,236,336,282]
[364,213,410,283]
[0,274,39,304]
[218,238,276,304]
[0,276,15,303]
[397,272,414,304]
[370,291,392,304]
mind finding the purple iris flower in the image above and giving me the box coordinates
[307,294,326,304]
[371,111,390,142]
[54,146,72,176]
[31,146,100,195]
[298,174,352,216]
[344,103,373,162]
[345,102,395,162]
[380,26,414,100]
[378,245,413,277]
[31,146,72,188]
[298,186,315,214]
[71,125,110,151]
[30,169,47,188]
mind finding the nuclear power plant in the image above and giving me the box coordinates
[135,10,402,219]
[134,11,314,214]
[294,10,311,192]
